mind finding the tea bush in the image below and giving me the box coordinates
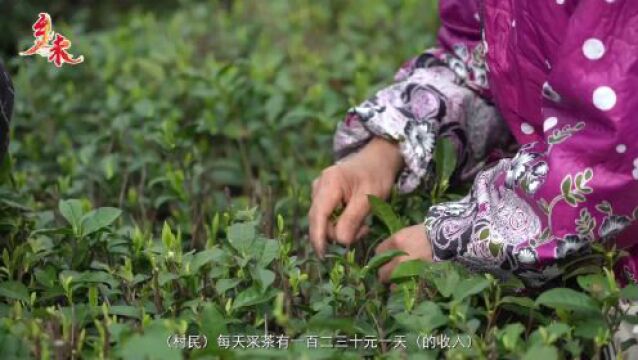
[1,1,637,359]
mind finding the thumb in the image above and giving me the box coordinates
[335,193,370,245]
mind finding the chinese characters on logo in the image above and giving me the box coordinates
[19,12,84,68]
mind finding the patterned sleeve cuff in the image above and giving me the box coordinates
[333,65,489,193]
[423,159,521,282]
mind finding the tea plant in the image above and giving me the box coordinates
[1,1,637,359]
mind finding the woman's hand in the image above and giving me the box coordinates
[309,137,403,257]
[375,224,433,282]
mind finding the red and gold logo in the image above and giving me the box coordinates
[19,13,84,68]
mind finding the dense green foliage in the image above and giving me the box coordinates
[1,1,637,359]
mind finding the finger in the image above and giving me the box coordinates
[311,179,319,198]
[375,236,397,255]
[335,194,370,245]
[326,221,337,242]
[375,236,399,283]
[308,186,342,258]
[355,225,369,241]
[330,220,367,245]
[378,256,402,283]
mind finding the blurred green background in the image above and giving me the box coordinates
[0,1,444,358]
[2,0,439,242]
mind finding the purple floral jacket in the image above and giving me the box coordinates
[334,0,638,286]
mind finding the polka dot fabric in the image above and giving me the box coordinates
[422,0,638,286]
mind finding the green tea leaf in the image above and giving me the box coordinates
[119,321,179,360]
[257,239,279,267]
[621,284,638,301]
[199,304,228,352]
[497,323,525,351]
[109,305,143,319]
[71,271,120,289]
[0,281,29,302]
[577,274,612,300]
[389,259,427,281]
[544,322,571,343]
[430,263,461,298]
[367,195,403,234]
[80,207,122,237]
[233,286,276,310]
[254,268,276,292]
[215,279,241,294]
[536,288,599,313]
[573,317,606,339]
[394,301,447,333]
[363,249,405,275]
[453,277,490,301]
[0,326,30,358]
[523,345,558,360]
[227,223,256,255]
[59,199,85,232]
[500,296,536,309]
[434,136,458,186]
[189,248,224,273]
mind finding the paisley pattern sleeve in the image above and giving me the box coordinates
[333,0,508,193]
[333,52,511,193]
[426,2,638,286]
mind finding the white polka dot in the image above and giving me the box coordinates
[593,86,617,111]
[633,158,638,167]
[521,122,535,135]
[543,117,558,132]
[556,0,565,4]
[583,38,605,60]
[606,0,616,3]
[616,144,627,153]
[633,168,638,180]
[474,13,480,21]
[512,20,516,27]
[545,60,552,70]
